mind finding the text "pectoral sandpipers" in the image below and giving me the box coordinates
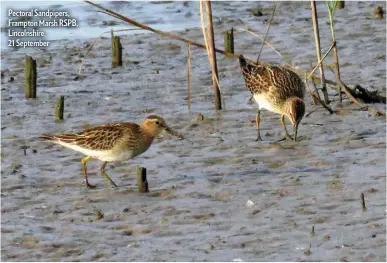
[41,115,184,188]
[239,55,306,141]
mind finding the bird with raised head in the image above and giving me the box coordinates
[41,115,184,188]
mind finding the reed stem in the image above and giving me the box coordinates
[204,0,221,110]
[311,0,329,104]
[257,1,277,62]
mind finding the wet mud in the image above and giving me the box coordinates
[1,1,386,261]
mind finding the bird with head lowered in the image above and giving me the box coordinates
[239,55,305,141]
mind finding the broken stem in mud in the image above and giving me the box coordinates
[187,43,192,113]
[25,55,37,99]
[224,27,234,54]
[256,1,277,62]
[55,96,65,121]
[304,242,312,256]
[137,167,149,193]
[111,30,123,68]
[311,0,329,104]
[337,1,345,9]
[361,192,367,212]
[309,225,315,237]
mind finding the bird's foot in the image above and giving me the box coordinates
[84,180,97,189]
[248,97,255,105]
[109,180,118,188]
[255,136,263,142]
[101,171,118,188]
[276,134,294,142]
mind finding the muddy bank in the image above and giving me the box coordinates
[1,1,386,261]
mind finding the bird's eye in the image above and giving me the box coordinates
[155,121,160,125]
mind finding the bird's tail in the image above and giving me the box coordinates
[41,133,79,144]
[239,55,254,76]
[40,133,56,141]
[239,55,248,68]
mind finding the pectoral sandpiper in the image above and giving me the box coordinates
[41,115,184,188]
[239,55,306,141]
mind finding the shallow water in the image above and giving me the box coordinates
[1,1,386,261]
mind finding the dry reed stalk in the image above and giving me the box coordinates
[187,44,192,113]
[236,28,290,65]
[84,1,238,60]
[305,73,334,115]
[205,0,221,110]
[304,66,320,105]
[257,1,277,62]
[304,76,319,105]
[332,41,342,103]
[307,41,336,79]
[308,61,322,102]
[80,1,357,84]
[200,0,221,110]
[310,0,329,104]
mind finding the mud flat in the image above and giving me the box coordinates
[1,1,385,261]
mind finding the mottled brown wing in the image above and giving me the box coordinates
[239,56,271,94]
[52,123,140,151]
[239,55,305,99]
[268,66,305,100]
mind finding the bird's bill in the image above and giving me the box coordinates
[293,124,298,141]
[164,126,184,140]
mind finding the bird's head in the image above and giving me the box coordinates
[286,97,305,141]
[142,115,184,139]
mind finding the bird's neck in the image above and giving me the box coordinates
[140,123,160,138]
[281,97,301,116]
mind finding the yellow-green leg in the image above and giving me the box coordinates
[100,162,118,187]
[279,115,294,141]
[256,110,263,141]
[81,156,96,189]
[248,94,254,104]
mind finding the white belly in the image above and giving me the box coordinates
[253,94,281,114]
[56,142,135,162]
